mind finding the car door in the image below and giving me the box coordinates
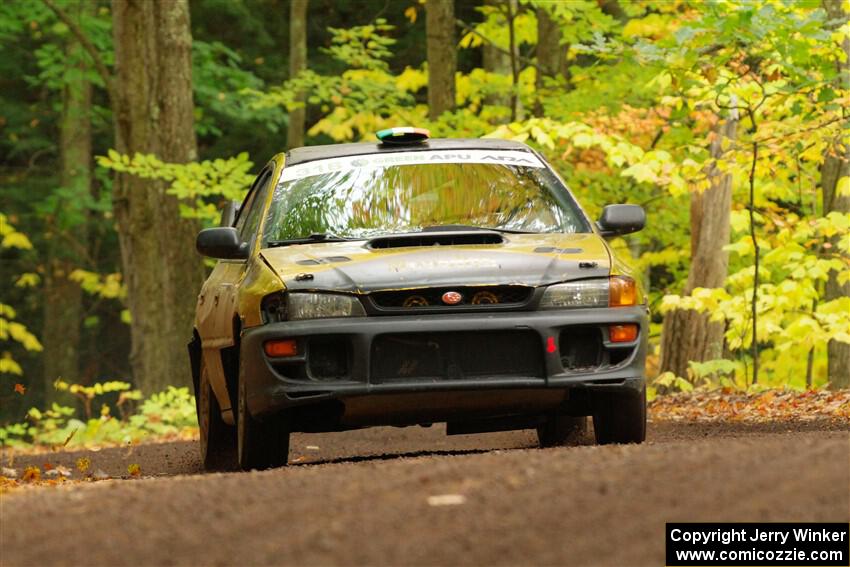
[196,166,275,422]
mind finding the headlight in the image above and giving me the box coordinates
[540,276,637,309]
[286,292,366,320]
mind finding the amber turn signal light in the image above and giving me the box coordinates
[609,324,638,343]
[264,339,298,357]
[609,276,637,307]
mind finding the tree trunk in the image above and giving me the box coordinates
[504,0,521,122]
[598,0,628,24]
[821,0,850,389]
[822,151,850,389]
[533,5,569,117]
[42,0,91,399]
[482,0,511,110]
[426,0,456,120]
[111,0,205,394]
[660,117,738,380]
[286,0,308,150]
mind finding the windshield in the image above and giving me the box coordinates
[262,151,590,244]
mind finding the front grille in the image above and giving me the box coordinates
[370,285,533,311]
[371,331,543,382]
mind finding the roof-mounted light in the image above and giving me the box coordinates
[376,127,430,145]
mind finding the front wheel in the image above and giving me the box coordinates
[198,359,237,471]
[237,376,290,470]
[592,387,646,445]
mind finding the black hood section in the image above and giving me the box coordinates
[367,231,505,249]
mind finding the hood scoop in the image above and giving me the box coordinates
[367,231,505,250]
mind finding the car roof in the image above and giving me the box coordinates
[284,137,534,167]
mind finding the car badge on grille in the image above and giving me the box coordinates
[441,291,463,305]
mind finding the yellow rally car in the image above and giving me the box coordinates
[190,128,648,470]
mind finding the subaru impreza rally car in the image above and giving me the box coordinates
[190,127,648,470]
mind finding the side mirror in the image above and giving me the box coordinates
[597,204,646,237]
[219,200,240,227]
[196,227,249,260]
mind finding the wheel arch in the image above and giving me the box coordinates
[188,329,202,408]
[219,315,243,414]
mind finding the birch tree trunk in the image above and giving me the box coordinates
[426,0,456,120]
[821,0,850,389]
[42,0,91,400]
[660,116,738,380]
[286,0,308,150]
[111,0,205,394]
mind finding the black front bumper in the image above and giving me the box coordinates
[240,307,648,424]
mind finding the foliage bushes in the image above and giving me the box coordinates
[0,382,197,448]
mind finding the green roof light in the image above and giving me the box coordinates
[376,127,431,145]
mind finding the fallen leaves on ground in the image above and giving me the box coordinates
[44,465,71,478]
[93,469,110,481]
[1,428,198,457]
[427,494,467,506]
[650,389,850,423]
[1,474,68,495]
[21,466,40,482]
[0,456,144,495]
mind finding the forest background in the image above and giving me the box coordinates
[1,0,848,447]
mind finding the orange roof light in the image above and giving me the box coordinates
[609,276,637,307]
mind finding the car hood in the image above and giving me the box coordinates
[259,233,611,293]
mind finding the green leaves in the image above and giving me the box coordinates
[97,151,255,226]
[0,381,197,448]
[0,213,33,250]
[324,19,396,71]
[655,371,695,392]
[244,19,419,142]
[0,214,41,385]
[192,40,286,137]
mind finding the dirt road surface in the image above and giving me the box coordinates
[1,421,848,566]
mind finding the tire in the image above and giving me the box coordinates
[237,375,290,470]
[198,358,237,471]
[592,387,647,445]
[537,415,587,448]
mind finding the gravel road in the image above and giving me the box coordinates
[1,420,848,567]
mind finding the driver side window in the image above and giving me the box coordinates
[235,168,274,247]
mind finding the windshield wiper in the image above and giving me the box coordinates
[267,233,355,247]
[420,224,536,234]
